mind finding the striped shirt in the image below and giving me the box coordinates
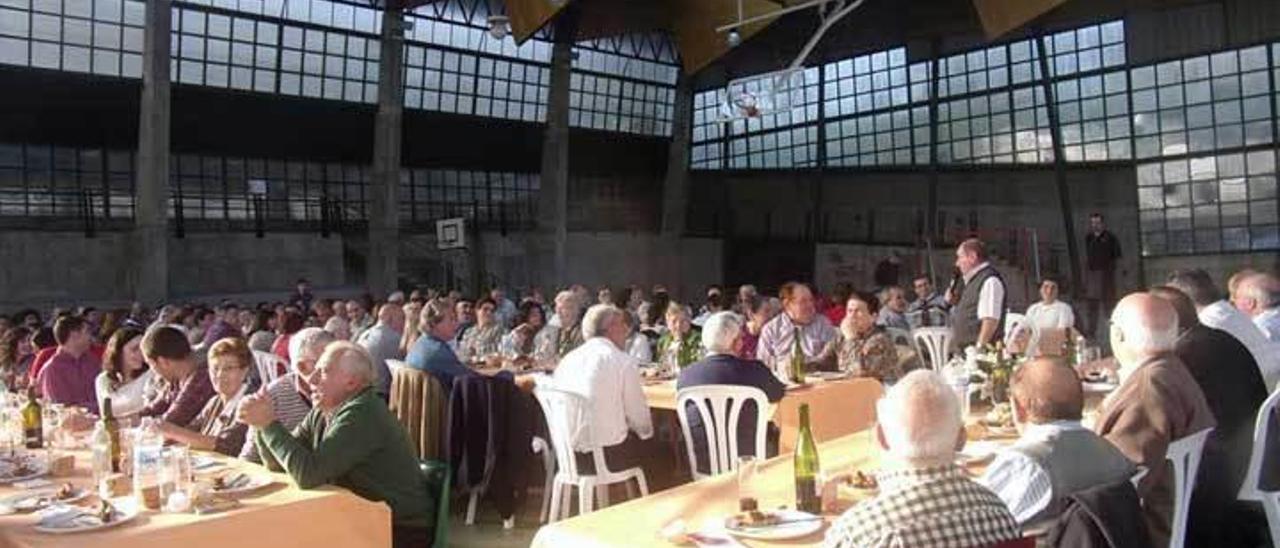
[823,464,1020,548]
[239,372,312,463]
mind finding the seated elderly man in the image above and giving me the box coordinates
[823,370,1020,548]
[677,311,785,475]
[239,342,431,548]
[1093,293,1215,547]
[239,327,335,463]
[551,304,654,475]
[981,358,1133,527]
[874,286,911,331]
[1167,269,1277,390]
[1233,271,1280,342]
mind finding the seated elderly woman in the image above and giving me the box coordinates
[658,302,702,370]
[458,298,506,366]
[156,337,259,456]
[499,301,546,369]
[825,291,901,383]
[238,342,433,548]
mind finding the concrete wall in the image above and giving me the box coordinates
[1144,252,1280,290]
[690,165,1144,299]
[400,231,724,303]
[0,231,346,310]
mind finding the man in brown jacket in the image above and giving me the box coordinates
[1093,293,1215,547]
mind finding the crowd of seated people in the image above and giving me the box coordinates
[0,256,1276,547]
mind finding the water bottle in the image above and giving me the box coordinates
[132,419,165,510]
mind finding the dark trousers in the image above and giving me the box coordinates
[392,525,433,548]
[574,432,652,477]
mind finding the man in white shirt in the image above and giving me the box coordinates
[1231,271,1280,342]
[981,358,1134,528]
[1167,269,1278,390]
[551,304,654,475]
[1024,278,1075,330]
[947,238,1007,352]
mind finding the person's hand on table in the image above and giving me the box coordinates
[237,390,276,428]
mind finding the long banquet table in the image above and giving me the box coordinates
[0,448,391,548]
[531,415,1022,548]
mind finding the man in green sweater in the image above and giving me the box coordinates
[239,341,432,547]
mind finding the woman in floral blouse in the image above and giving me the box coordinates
[827,291,901,383]
[458,298,507,366]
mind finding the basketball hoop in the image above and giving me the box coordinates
[716,67,805,122]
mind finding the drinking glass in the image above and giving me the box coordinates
[161,445,193,512]
[736,456,759,512]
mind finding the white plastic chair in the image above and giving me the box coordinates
[911,327,953,373]
[1165,428,1213,548]
[532,436,556,523]
[251,350,286,384]
[675,385,769,480]
[1003,313,1041,357]
[534,386,649,521]
[386,358,407,371]
[1238,388,1280,545]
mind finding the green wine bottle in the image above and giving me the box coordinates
[21,387,42,449]
[794,403,821,513]
[789,327,805,384]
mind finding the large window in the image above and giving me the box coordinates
[400,168,539,229]
[1138,149,1278,255]
[0,0,145,77]
[1130,45,1273,159]
[0,0,678,134]
[0,143,134,220]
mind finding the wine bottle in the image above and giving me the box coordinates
[789,327,805,384]
[21,387,42,449]
[101,397,122,472]
[794,403,821,514]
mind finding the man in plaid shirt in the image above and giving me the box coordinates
[823,370,1020,548]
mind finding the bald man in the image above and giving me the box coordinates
[1233,272,1280,342]
[1093,293,1215,547]
[355,303,407,399]
[981,359,1134,527]
[1151,285,1268,547]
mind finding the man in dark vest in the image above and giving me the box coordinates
[948,238,1006,353]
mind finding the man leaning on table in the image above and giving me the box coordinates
[823,369,1020,548]
[238,341,432,548]
[756,282,837,378]
[980,358,1134,528]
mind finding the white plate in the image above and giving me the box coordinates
[3,487,91,512]
[0,458,49,484]
[34,500,141,534]
[723,510,823,540]
[957,440,1003,465]
[212,473,275,496]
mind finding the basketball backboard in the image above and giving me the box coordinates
[717,67,806,122]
